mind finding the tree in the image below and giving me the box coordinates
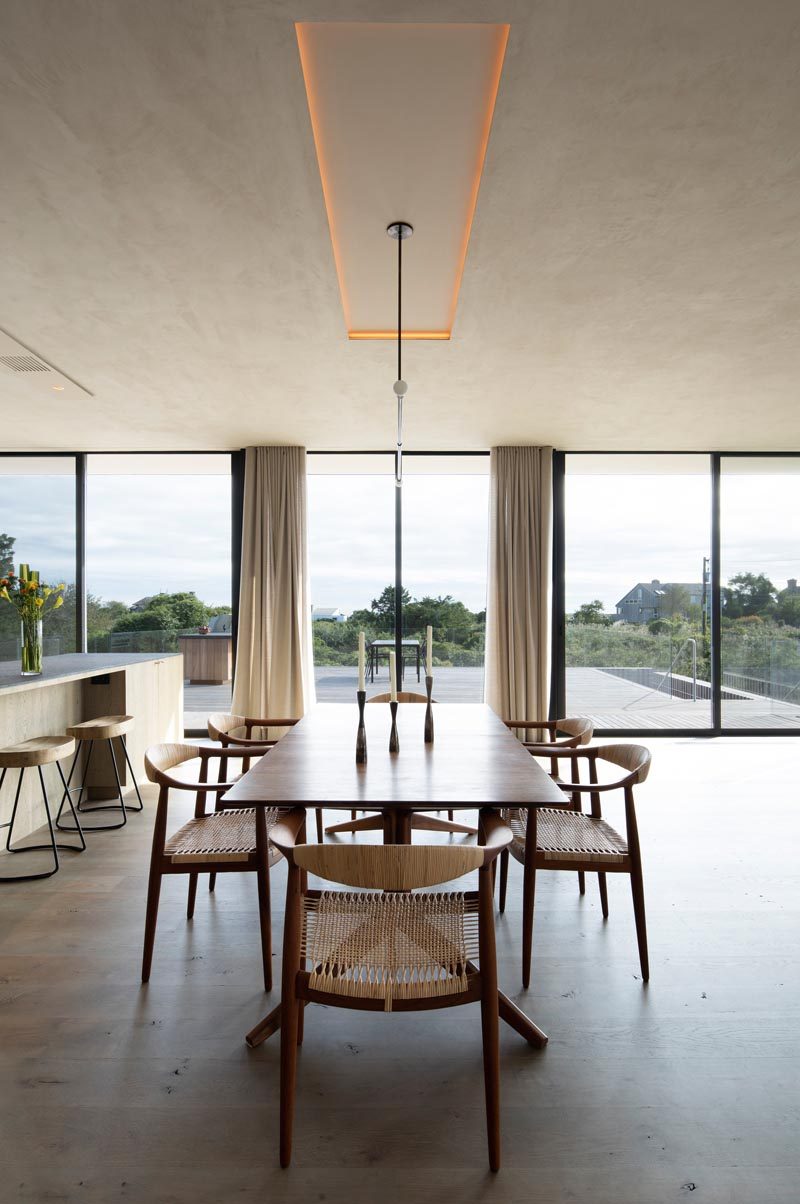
[0,533,14,578]
[571,600,612,626]
[775,589,800,627]
[658,584,690,619]
[369,585,410,621]
[722,573,777,619]
[111,591,208,633]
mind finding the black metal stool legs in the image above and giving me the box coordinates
[119,735,144,812]
[56,738,130,832]
[0,764,85,882]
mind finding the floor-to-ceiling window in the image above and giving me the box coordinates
[563,454,712,730]
[720,456,800,731]
[0,456,77,661]
[86,454,232,731]
[307,453,489,702]
[307,455,396,700]
[401,457,489,701]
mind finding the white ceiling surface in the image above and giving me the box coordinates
[1,1,799,453]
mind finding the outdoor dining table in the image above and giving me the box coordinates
[221,702,568,1049]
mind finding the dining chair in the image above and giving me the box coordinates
[207,711,300,857]
[271,806,512,1170]
[324,692,476,837]
[141,742,282,990]
[498,743,652,988]
[504,716,593,894]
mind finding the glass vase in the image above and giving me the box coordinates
[21,617,43,675]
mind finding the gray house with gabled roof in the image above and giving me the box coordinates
[616,579,704,623]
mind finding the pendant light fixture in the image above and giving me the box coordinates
[387,221,413,487]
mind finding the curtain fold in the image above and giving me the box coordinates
[231,446,315,718]
[484,446,553,721]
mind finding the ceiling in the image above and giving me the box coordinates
[1,0,799,453]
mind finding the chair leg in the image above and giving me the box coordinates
[498,848,509,913]
[578,870,586,895]
[208,872,217,893]
[598,872,609,918]
[521,860,537,990]
[315,809,323,842]
[256,860,273,992]
[141,867,162,982]
[480,984,501,1172]
[629,866,649,982]
[280,983,300,1167]
[187,872,199,919]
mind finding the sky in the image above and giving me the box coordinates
[0,460,797,615]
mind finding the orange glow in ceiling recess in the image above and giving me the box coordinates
[295,22,509,341]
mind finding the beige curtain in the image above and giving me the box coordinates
[484,446,553,721]
[231,447,315,718]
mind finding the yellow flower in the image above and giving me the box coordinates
[53,595,64,609]
[35,597,44,608]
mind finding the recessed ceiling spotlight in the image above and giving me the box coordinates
[52,385,64,391]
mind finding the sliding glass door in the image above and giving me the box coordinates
[86,454,232,731]
[563,454,712,730]
[401,458,489,701]
[307,455,396,700]
[306,453,489,702]
[720,457,800,731]
[0,456,77,661]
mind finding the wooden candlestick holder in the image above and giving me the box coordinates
[355,689,367,764]
[424,675,434,744]
[389,700,399,753]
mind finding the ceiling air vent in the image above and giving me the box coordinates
[0,354,51,373]
[0,329,93,400]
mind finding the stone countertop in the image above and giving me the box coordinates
[0,652,181,696]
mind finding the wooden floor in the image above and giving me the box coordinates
[1,737,799,1202]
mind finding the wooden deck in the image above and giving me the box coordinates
[183,666,800,732]
[566,668,800,730]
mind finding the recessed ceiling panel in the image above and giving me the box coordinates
[296,22,509,340]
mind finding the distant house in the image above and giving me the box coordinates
[615,579,704,623]
[311,606,346,623]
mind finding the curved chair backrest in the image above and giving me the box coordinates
[208,712,247,740]
[555,716,593,744]
[145,743,202,784]
[293,843,484,891]
[597,743,651,784]
[368,692,435,704]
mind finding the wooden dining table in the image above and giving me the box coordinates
[221,702,568,1049]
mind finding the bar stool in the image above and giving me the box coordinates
[56,715,143,833]
[0,736,85,881]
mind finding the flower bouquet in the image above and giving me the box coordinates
[0,563,65,675]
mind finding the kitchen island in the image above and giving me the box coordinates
[0,653,183,843]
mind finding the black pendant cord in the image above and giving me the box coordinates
[397,231,402,382]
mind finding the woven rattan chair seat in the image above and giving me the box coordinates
[164,807,282,865]
[302,890,480,1011]
[507,807,628,865]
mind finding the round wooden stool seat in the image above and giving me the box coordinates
[66,715,134,741]
[0,736,76,769]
